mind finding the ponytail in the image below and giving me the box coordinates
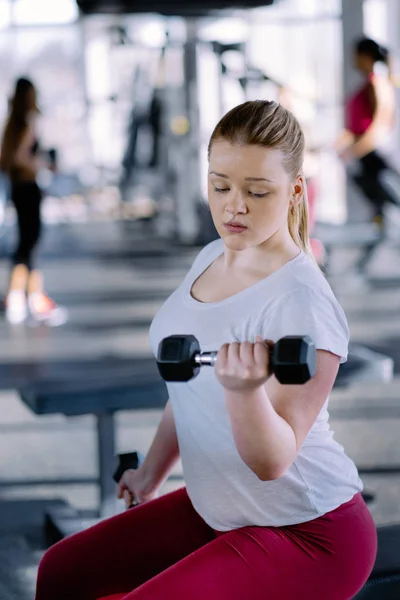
[377,43,390,66]
[381,47,395,83]
[287,181,318,266]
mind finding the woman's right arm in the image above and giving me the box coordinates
[117,399,180,505]
[334,128,355,153]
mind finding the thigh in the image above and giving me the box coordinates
[12,183,41,236]
[11,185,26,232]
[351,168,378,204]
[35,488,215,600]
[352,170,386,216]
[26,183,42,239]
[121,494,377,600]
[357,152,395,206]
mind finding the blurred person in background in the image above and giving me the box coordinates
[277,86,326,268]
[336,37,400,236]
[0,77,66,325]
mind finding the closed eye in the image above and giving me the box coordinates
[213,187,269,198]
[249,192,269,198]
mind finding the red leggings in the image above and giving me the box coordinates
[35,488,377,600]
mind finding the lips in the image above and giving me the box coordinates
[224,221,248,233]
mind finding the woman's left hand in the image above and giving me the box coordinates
[338,147,355,165]
[215,337,272,392]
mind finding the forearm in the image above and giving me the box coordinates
[141,399,180,488]
[335,129,355,152]
[351,132,377,158]
[225,386,297,481]
[14,156,41,175]
[351,122,389,158]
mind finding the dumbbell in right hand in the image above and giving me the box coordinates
[157,334,316,384]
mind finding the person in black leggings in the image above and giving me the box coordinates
[353,150,400,223]
[11,177,42,269]
[0,77,66,324]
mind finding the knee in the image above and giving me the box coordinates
[36,539,78,597]
[36,542,64,590]
[29,227,41,249]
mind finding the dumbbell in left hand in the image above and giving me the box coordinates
[157,334,316,385]
[113,451,145,483]
[113,451,145,508]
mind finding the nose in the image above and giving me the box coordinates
[225,190,247,215]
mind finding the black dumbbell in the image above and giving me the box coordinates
[113,451,144,484]
[113,451,145,509]
[157,335,316,385]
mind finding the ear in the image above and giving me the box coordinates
[289,175,305,209]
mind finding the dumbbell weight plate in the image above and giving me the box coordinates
[272,336,316,384]
[113,451,144,483]
[157,334,201,382]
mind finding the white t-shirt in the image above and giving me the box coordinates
[149,238,363,531]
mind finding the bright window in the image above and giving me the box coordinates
[13,0,78,26]
[0,0,11,30]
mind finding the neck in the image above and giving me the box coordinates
[222,230,300,272]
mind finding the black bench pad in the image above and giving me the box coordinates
[18,359,168,416]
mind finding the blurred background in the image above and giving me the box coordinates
[0,1,400,598]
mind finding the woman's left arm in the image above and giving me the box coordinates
[216,341,340,481]
[350,76,395,159]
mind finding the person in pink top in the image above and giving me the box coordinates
[336,37,400,239]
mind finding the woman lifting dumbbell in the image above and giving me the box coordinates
[35,100,377,600]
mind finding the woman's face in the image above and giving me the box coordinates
[208,140,302,252]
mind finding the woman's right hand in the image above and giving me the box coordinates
[117,467,159,508]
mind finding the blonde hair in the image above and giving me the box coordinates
[208,100,315,263]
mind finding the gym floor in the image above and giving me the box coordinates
[0,218,400,599]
